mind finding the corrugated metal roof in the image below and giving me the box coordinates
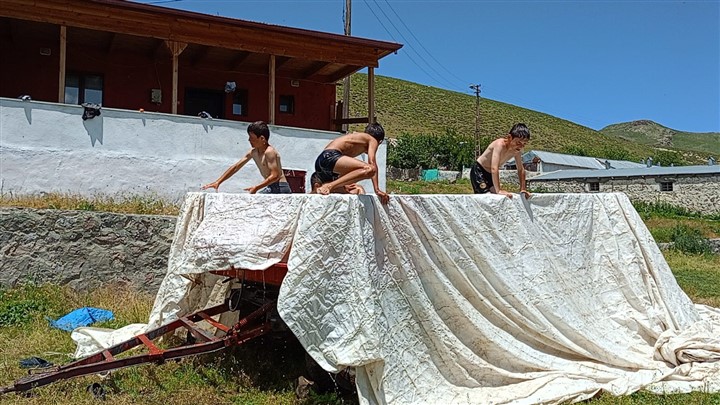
[524,151,605,169]
[606,159,647,169]
[528,165,720,182]
[507,150,646,170]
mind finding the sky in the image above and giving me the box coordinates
[136,0,719,133]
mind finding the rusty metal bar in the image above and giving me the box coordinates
[1,298,276,395]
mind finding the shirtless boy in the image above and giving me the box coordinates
[314,123,389,204]
[471,123,531,199]
[202,121,291,194]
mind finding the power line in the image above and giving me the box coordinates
[379,0,469,91]
[365,0,459,91]
[361,2,451,89]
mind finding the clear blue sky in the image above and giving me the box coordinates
[137,0,719,133]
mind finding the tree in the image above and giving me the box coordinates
[387,130,475,171]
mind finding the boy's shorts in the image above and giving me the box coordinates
[314,149,342,183]
[259,181,292,194]
[470,162,494,194]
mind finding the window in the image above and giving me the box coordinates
[232,89,249,116]
[660,182,673,192]
[279,95,295,114]
[65,73,103,105]
[184,88,225,119]
[588,182,600,192]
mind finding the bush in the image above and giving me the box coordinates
[388,129,475,171]
[651,149,686,166]
[633,201,696,219]
[671,225,712,255]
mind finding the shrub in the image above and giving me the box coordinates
[633,201,696,219]
[671,225,712,255]
[388,129,475,171]
[651,149,686,166]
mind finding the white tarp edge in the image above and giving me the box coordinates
[72,192,720,405]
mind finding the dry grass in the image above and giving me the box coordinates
[0,193,180,216]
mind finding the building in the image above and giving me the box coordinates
[527,165,720,215]
[0,0,402,201]
[505,150,645,172]
[0,0,401,130]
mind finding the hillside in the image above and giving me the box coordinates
[339,74,710,164]
[600,120,720,156]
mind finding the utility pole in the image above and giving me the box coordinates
[342,0,351,132]
[469,84,482,158]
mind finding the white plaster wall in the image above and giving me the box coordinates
[0,98,386,202]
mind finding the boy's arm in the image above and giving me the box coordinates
[367,139,389,204]
[490,145,512,198]
[201,149,252,191]
[245,149,282,194]
[515,151,530,198]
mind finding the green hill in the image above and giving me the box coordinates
[600,120,720,156]
[339,74,712,164]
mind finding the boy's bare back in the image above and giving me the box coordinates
[324,132,377,157]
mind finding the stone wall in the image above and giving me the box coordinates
[2,205,717,295]
[387,167,421,181]
[529,176,720,215]
[1,207,175,293]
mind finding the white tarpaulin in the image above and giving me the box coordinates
[73,192,720,404]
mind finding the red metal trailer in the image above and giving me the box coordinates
[0,263,290,395]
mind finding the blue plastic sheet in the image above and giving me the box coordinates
[48,307,114,331]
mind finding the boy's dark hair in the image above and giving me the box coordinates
[310,172,322,187]
[509,123,530,140]
[248,121,270,141]
[364,122,385,142]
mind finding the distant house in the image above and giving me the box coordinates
[527,165,720,215]
[505,150,646,172]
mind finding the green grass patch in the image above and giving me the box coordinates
[0,284,343,405]
[665,250,720,307]
[387,178,521,195]
[587,390,720,404]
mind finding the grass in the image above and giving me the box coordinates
[0,193,179,216]
[387,178,523,195]
[2,191,719,404]
[0,285,344,405]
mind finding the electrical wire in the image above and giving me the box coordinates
[378,0,469,91]
[363,0,460,91]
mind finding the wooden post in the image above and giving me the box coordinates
[368,67,375,124]
[342,0,352,131]
[58,25,66,103]
[268,55,276,124]
[165,41,187,114]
